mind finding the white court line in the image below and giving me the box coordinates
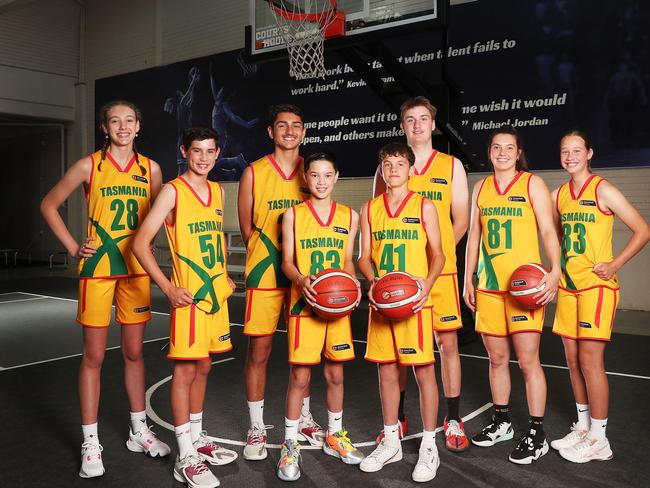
[0,297,49,305]
[4,291,650,381]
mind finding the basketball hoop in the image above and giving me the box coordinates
[265,0,345,80]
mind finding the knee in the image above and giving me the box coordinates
[82,348,105,369]
[247,341,271,366]
[487,350,509,369]
[122,345,143,364]
[324,365,344,387]
[517,355,541,379]
[173,363,197,384]
[565,352,580,372]
[578,350,604,375]
[196,358,212,376]
[290,368,311,391]
[437,334,459,357]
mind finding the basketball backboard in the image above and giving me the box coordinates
[248,0,441,56]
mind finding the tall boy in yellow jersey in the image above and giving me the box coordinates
[238,104,324,460]
[373,97,470,451]
[41,100,169,479]
[133,127,237,488]
[359,142,445,483]
[276,149,364,482]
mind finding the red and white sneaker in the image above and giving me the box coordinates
[174,452,220,488]
[443,417,470,452]
[243,423,270,461]
[126,425,171,457]
[79,442,105,478]
[194,432,238,466]
[375,416,408,445]
[297,413,326,447]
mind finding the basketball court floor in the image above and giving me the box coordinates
[1,265,648,487]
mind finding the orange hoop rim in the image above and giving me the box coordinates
[266,0,338,23]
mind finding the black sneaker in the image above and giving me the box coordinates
[471,420,514,447]
[508,431,549,464]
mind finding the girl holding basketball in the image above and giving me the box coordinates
[550,131,650,463]
[463,126,561,464]
[278,149,363,481]
[40,100,169,478]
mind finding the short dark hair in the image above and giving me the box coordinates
[378,142,415,166]
[487,125,529,172]
[304,147,338,172]
[268,103,304,125]
[182,126,220,150]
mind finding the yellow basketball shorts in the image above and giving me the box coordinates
[365,306,435,366]
[553,286,619,341]
[76,275,151,328]
[243,288,289,336]
[430,273,463,332]
[475,290,545,336]
[287,314,355,364]
[168,303,232,360]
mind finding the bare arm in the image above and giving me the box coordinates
[132,184,193,308]
[280,207,316,305]
[463,180,484,311]
[450,157,469,244]
[550,187,562,241]
[40,156,93,258]
[412,199,445,312]
[530,175,561,305]
[372,165,386,197]
[149,160,163,201]
[345,210,361,306]
[593,181,650,280]
[237,166,254,245]
[357,203,378,307]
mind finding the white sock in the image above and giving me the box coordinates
[82,423,99,445]
[285,417,299,442]
[589,417,607,440]
[383,423,400,445]
[422,430,436,446]
[175,422,193,458]
[301,396,311,418]
[189,411,203,443]
[248,400,264,427]
[328,410,343,434]
[130,410,147,434]
[576,403,590,430]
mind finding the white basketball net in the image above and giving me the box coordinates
[267,0,339,80]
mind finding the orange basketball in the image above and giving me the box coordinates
[509,263,549,309]
[311,269,360,320]
[372,271,422,320]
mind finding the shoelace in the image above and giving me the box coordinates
[481,420,505,435]
[248,424,274,443]
[416,445,436,466]
[139,425,161,440]
[572,436,597,451]
[198,431,219,447]
[81,442,103,454]
[334,430,354,449]
[301,413,321,429]
[372,440,397,459]
[185,453,210,474]
[513,433,535,451]
[282,442,300,463]
[446,420,464,437]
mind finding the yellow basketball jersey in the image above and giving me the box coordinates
[79,150,151,278]
[289,201,352,317]
[369,192,431,295]
[245,155,309,289]
[557,174,618,291]
[477,171,541,292]
[408,150,456,274]
[165,177,231,314]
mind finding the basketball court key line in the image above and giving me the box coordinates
[2,292,649,381]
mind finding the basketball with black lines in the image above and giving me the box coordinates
[508,263,549,309]
[311,269,360,320]
[372,271,422,320]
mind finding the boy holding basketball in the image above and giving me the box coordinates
[359,142,445,482]
[277,149,363,481]
[133,127,238,487]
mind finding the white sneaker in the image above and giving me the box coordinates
[359,439,402,473]
[79,442,105,478]
[126,425,171,457]
[194,431,238,466]
[471,420,514,447]
[559,434,613,463]
[297,413,326,447]
[412,442,440,483]
[243,423,270,461]
[551,424,588,451]
[173,451,220,488]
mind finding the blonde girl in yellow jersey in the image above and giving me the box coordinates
[550,131,650,463]
[134,127,238,487]
[276,149,363,481]
[464,126,561,465]
[41,100,168,478]
[359,142,445,482]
